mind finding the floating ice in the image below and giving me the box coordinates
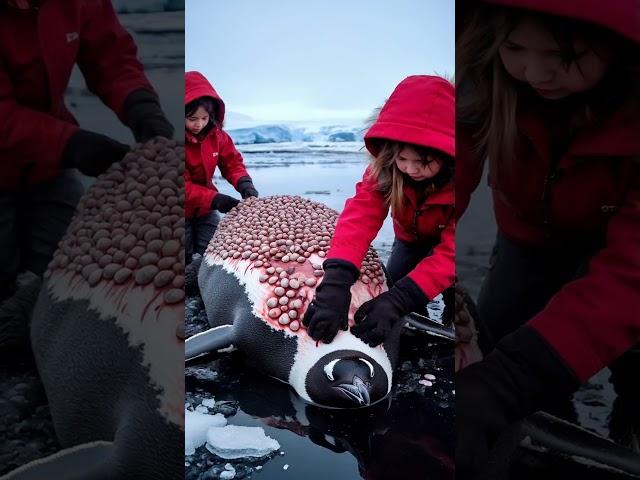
[283,464,290,470]
[195,405,208,414]
[185,410,227,456]
[206,425,280,459]
[220,463,236,479]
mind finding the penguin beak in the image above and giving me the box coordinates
[334,376,371,406]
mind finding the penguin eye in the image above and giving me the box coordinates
[323,359,340,381]
[359,358,375,378]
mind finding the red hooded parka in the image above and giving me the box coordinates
[0,0,155,188]
[328,75,456,300]
[457,0,640,383]
[184,71,249,219]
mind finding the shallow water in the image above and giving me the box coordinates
[185,294,454,480]
[215,151,395,259]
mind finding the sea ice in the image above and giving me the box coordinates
[206,425,280,459]
[220,463,236,479]
[185,409,227,456]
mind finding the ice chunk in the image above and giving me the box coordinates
[283,464,289,470]
[185,410,227,456]
[220,464,236,479]
[201,397,216,408]
[206,425,280,459]
[195,405,208,414]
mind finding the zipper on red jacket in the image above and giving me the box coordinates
[540,168,562,238]
[413,208,422,237]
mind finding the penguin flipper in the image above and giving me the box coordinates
[403,313,455,342]
[185,324,235,361]
[1,441,114,480]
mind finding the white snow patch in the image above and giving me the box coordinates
[201,397,216,408]
[205,425,280,459]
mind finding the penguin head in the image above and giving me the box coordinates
[305,350,389,408]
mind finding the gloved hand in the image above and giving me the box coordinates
[62,129,129,177]
[302,259,360,343]
[211,193,240,213]
[351,276,427,347]
[123,88,174,142]
[236,176,259,199]
[456,326,579,479]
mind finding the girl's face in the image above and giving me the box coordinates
[185,106,210,135]
[395,146,442,182]
[498,18,612,99]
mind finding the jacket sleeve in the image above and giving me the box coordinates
[529,171,640,383]
[327,167,389,269]
[407,218,455,299]
[185,165,216,216]
[76,0,155,120]
[217,130,250,189]
[0,59,78,183]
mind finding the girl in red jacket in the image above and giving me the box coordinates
[455,0,640,475]
[184,71,259,264]
[303,75,455,346]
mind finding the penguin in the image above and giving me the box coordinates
[3,138,185,479]
[186,196,422,408]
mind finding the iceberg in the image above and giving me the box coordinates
[227,123,363,146]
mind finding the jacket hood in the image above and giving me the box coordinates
[483,0,640,43]
[185,71,225,124]
[364,75,455,159]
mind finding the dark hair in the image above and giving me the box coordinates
[456,2,640,185]
[369,141,454,214]
[185,97,218,136]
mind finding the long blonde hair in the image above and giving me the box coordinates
[368,141,452,215]
[456,4,638,185]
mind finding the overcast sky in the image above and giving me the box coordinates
[186,0,453,124]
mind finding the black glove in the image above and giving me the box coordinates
[236,176,259,199]
[302,259,360,343]
[123,88,174,142]
[62,129,129,177]
[456,326,579,479]
[211,193,240,213]
[351,276,427,347]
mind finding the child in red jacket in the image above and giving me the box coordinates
[303,76,455,346]
[0,0,173,304]
[184,71,258,264]
[455,0,640,475]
